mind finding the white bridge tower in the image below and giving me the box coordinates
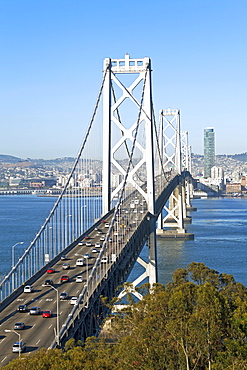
[102,54,157,290]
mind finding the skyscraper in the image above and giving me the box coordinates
[204,127,215,178]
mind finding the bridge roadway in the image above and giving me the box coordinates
[0,213,120,366]
[0,172,187,366]
[0,193,151,366]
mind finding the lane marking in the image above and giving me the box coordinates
[36,339,41,345]
[48,324,53,329]
[1,356,7,363]
[0,337,6,344]
[31,324,36,329]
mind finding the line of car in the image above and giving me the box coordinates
[16,250,92,336]
[8,224,111,355]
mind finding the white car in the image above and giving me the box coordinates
[70,296,78,305]
[76,258,84,266]
[75,276,84,283]
[83,253,90,259]
[23,285,33,293]
[92,248,99,253]
[101,256,108,263]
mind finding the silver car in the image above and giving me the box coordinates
[59,292,69,300]
[29,306,41,315]
[14,322,25,330]
[75,276,84,283]
[12,341,26,353]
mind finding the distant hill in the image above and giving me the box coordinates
[228,152,247,162]
[192,152,247,162]
[0,154,78,170]
[1,152,246,169]
[0,154,24,164]
[0,155,75,164]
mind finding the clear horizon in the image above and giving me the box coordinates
[1,1,246,159]
[1,151,247,162]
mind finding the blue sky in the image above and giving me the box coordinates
[0,0,246,159]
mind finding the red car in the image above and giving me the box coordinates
[46,268,55,274]
[42,310,52,318]
[60,275,69,283]
[84,236,90,240]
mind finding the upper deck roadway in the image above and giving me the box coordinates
[0,193,152,366]
[0,212,118,366]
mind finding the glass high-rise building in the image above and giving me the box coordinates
[204,127,215,178]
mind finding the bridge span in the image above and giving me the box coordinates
[0,55,195,364]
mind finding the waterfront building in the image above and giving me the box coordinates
[232,170,243,183]
[226,183,242,194]
[211,165,224,179]
[9,177,22,186]
[204,127,215,178]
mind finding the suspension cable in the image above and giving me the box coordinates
[0,63,110,289]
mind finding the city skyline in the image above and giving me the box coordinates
[1,1,246,159]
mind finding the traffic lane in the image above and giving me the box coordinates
[0,220,113,360]
[0,300,57,364]
[0,280,82,364]
[1,223,121,327]
[1,245,127,361]
[0,280,71,359]
[1,255,98,361]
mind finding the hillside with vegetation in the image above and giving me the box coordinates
[4,263,247,370]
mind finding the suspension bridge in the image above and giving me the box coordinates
[0,54,195,363]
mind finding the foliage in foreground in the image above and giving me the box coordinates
[4,262,247,370]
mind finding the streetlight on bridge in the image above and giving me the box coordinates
[11,241,24,291]
[12,241,24,269]
[45,285,60,347]
[4,329,21,359]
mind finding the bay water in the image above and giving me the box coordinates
[0,195,247,287]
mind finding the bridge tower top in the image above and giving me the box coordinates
[159,108,182,175]
[181,131,192,173]
[102,54,156,215]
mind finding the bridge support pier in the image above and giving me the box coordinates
[182,179,192,224]
[157,183,194,240]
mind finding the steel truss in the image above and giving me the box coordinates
[181,131,193,209]
[102,54,157,290]
[157,108,185,231]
